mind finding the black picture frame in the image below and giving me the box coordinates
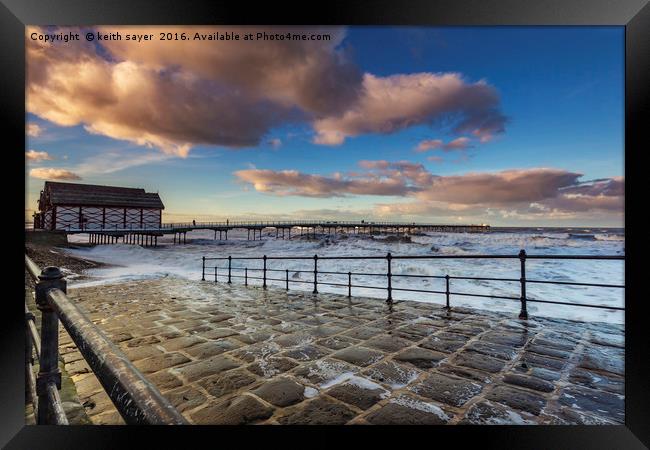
[4,0,648,448]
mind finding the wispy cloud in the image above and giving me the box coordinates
[416,136,473,153]
[30,168,81,180]
[26,123,43,137]
[25,149,53,162]
[28,149,173,182]
[74,150,174,176]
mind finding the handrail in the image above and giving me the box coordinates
[201,250,625,319]
[25,255,187,425]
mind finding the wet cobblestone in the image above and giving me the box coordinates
[58,277,625,425]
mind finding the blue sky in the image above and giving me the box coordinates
[26,26,624,226]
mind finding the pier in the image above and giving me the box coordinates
[54,220,491,246]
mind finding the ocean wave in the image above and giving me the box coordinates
[64,228,625,323]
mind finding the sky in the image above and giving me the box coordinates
[25,26,624,226]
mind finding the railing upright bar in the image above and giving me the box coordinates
[45,382,68,425]
[313,254,318,294]
[519,249,528,320]
[34,267,65,425]
[445,275,450,309]
[348,271,352,298]
[201,256,205,281]
[25,304,38,415]
[228,256,232,284]
[386,252,393,305]
[25,303,41,359]
[214,266,218,283]
[286,269,289,290]
[263,255,267,289]
[245,267,248,286]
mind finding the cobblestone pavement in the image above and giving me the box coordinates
[59,277,625,425]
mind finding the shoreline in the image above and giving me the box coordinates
[25,242,113,285]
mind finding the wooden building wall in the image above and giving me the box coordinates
[46,206,162,230]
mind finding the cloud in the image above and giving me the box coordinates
[416,136,473,153]
[74,150,174,175]
[415,139,443,152]
[234,160,623,221]
[414,168,582,205]
[444,137,472,150]
[26,123,43,137]
[25,149,53,162]
[26,26,362,156]
[29,168,81,180]
[313,73,506,145]
[234,168,416,197]
[28,27,506,155]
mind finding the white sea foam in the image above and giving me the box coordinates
[303,386,319,398]
[65,227,625,324]
[390,396,450,421]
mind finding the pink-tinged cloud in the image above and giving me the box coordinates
[26,150,53,162]
[27,26,506,154]
[415,139,443,152]
[416,136,473,153]
[415,168,582,205]
[30,168,81,180]
[444,137,472,150]
[27,123,43,137]
[234,161,623,220]
[313,73,507,145]
[26,26,362,156]
[234,168,415,197]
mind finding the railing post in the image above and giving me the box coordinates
[228,256,232,284]
[263,255,267,289]
[386,252,393,305]
[201,256,205,281]
[313,254,318,294]
[348,271,352,298]
[35,266,65,424]
[25,308,34,401]
[445,275,450,310]
[518,249,528,320]
[245,267,248,286]
[214,266,218,283]
[285,269,289,290]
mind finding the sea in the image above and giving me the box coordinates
[64,227,625,324]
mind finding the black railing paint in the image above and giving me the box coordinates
[24,255,187,425]
[202,250,625,319]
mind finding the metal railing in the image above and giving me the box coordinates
[25,255,187,425]
[163,220,489,229]
[202,250,624,319]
